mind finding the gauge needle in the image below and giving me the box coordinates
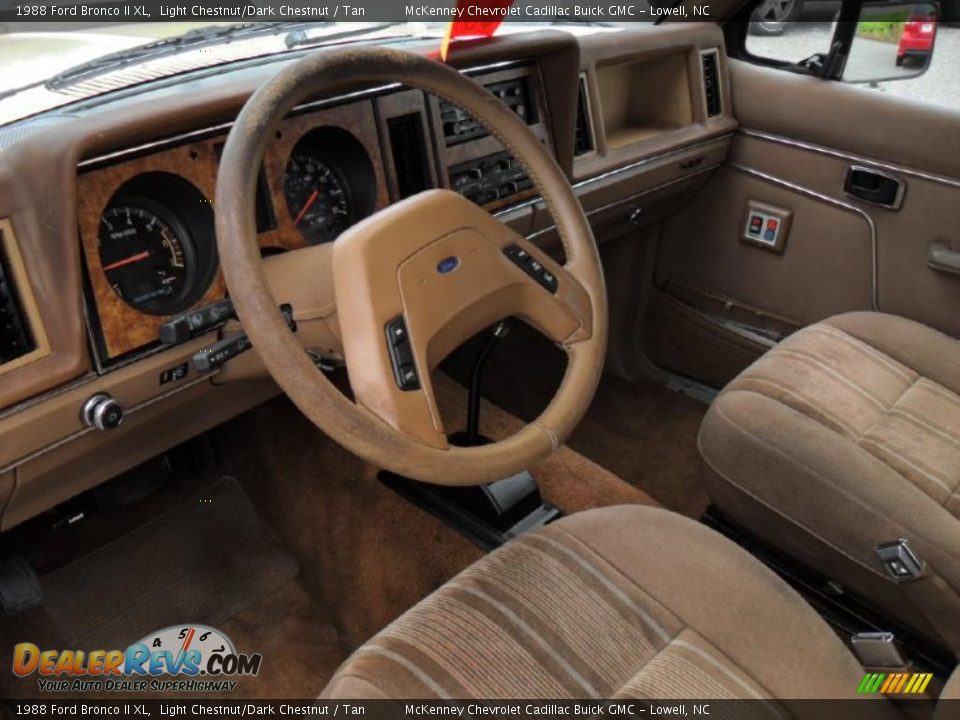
[102,250,151,271]
[293,189,320,226]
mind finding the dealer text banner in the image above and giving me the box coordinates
[0,0,712,22]
[3,700,947,719]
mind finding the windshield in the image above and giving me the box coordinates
[0,21,396,94]
[0,12,634,125]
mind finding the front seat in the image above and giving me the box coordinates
[323,505,906,715]
[699,312,960,654]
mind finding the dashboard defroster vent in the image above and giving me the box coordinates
[701,49,722,118]
[574,75,594,156]
[0,225,37,366]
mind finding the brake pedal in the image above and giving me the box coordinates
[0,557,42,614]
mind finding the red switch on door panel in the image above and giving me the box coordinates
[742,201,792,254]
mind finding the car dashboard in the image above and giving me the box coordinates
[0,24,736,530]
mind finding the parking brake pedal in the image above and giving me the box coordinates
[0,558,42,615]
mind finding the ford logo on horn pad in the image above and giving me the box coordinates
[436,256,460,274]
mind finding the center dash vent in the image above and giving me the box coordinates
[441,75,537,146]
[701,49,722,118]
[574,75,594,156]
[0,227,37,366]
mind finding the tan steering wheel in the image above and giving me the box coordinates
[215,47,607,486]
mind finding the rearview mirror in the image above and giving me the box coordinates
[843,2,938,84]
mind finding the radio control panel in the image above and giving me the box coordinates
[450,150,534,207]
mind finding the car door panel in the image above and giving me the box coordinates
[729,60,960,180]
[728,131,960,338]
[648,58,960,386]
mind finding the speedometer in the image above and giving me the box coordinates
[282,151,352,245]
[98,199,198,316]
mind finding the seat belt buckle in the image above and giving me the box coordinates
[851,631,908,670]
[876,539,925,582]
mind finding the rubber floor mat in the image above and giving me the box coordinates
[42,477,299,649]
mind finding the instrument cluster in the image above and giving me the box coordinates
[95,127,376,319]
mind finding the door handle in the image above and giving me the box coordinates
[845,166,904,209]
[928,243,960,277]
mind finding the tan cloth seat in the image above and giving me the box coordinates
[323,505,904,713]
[699,312,960,652]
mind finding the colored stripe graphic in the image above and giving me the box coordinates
[857,672,933,694]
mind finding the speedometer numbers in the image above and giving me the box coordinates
[98,200,197,316]
[283,152,353,245]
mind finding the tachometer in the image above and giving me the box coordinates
[282,151,352,245]
[98,199,198,316]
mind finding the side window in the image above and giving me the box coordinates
[745,0,833,64]
[744,1,958,112]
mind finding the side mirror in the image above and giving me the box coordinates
[843,2,938,84]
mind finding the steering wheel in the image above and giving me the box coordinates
[215,47,607,486]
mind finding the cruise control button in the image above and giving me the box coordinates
[398,364,419,390]
[388,321,408,346]
[502,244,558,294]
[394,338,414,367]
[385,316,420,391]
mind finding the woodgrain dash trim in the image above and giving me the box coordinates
[78,99,388,363]
[0,219,51,375]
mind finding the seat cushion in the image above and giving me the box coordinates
[699,312,960,645]
[323,505,896,711]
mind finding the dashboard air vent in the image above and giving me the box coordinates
[388,113,430,199]
[574,76,594,156]
[441,76,536,146]
[701,50,722,118]
[0,228,37,366]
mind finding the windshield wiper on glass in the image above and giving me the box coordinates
[282,22,404,49]
[46,21,329,90]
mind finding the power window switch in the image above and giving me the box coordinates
[742,202,792,254]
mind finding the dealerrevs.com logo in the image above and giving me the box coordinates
[12,625,262,693]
